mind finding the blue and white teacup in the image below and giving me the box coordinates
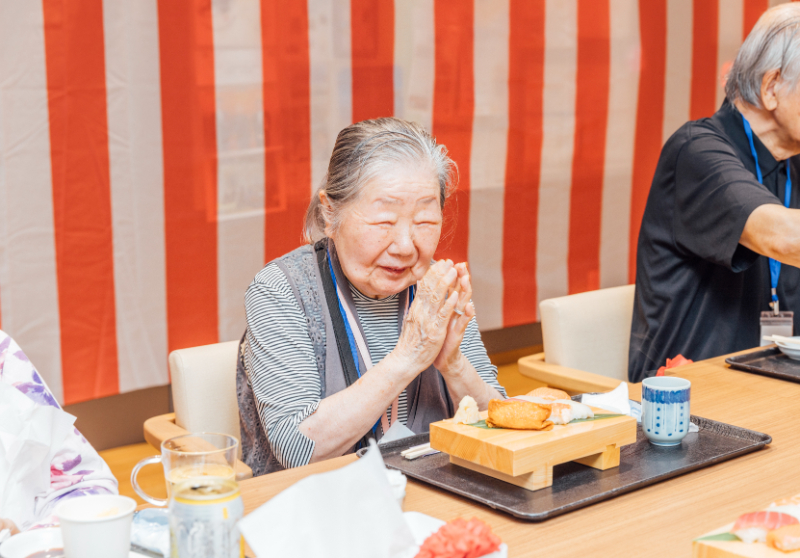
[641,376,691,446]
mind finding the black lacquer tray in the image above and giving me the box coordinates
[370,417,770,521]
[726,346,800,383]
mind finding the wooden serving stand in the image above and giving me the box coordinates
[429,408,638,492]
[693,524,789,558]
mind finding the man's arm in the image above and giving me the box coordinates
[740,204,800,268]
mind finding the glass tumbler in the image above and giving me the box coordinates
[131,432,238,506]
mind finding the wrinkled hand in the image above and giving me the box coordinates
[433,262,474,375]
[393,260,459,372]
[0,518,20,537]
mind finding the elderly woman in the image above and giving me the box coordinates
[630,3,800,381]
[238,118,506,475]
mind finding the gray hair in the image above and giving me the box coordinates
[304,117,456,243]
[725,3,800,108]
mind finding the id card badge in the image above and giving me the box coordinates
[760,311,794,345]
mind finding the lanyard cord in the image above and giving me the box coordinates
[326,248,416,438]
[742,114,792,314]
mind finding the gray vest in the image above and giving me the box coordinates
[237,239,454,477]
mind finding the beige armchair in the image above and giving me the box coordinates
[518,285,635,394]
[143,340,253,480]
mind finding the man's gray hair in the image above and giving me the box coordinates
[726,3,800,108]
[304,117,455,243]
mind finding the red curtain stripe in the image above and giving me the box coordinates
[351,0,395,122]
[691,0,720,120]
[629,0,667,283]
[502,0,546,327]
[743,0,769,40]
[568,0,611,295]
[42,0,120,404]
[157,0,219,353]
[432,0,474,265]
[261,0,313,263]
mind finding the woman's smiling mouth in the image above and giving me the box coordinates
[380,266,408,276]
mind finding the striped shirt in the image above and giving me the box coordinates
[244,262,506,469]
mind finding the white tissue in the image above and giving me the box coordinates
[581,382,632,416]
[0,382,76,530]
[238,440,416,558]
[379,420,416,446]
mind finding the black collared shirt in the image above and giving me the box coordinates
[629,99,800,382]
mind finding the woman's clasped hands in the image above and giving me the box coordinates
[394,259,474,377]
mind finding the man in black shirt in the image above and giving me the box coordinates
[629,4,800,381]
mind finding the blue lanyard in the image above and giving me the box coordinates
[742,114,792,312]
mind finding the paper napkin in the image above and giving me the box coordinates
[379,420,416,446]
[581,382,632,416]
[239,440,416,558]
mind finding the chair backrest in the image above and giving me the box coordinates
[539,284,635,381]
[169,340,241,448]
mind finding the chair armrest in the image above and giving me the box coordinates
[517,353,621,395]
[143,413,253,481]
[144,413,187,449]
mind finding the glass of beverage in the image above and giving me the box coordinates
[131,432,238,506]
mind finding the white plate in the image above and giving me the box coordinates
[776,339,800,361]
[401,512,508,558]
[0,528,62,558]
[0,527,150,558]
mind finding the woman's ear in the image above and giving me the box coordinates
[761,68,781,111]
[319,190,335,238]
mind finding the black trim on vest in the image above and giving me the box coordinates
[315,240,361,387]
[314,240,372,448]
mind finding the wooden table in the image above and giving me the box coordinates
[236,348,798,558]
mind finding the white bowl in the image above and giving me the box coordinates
[0,528,62,558]
[776,338,800,361]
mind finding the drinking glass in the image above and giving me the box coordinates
[131,432,238,506]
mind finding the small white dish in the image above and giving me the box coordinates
[0,526,150,558]
[0,527,62,558]
[776,338,800,361]
[386,469,407,509]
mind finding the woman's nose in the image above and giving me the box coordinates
[388,225,415,257]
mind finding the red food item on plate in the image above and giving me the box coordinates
[415,517,502,558]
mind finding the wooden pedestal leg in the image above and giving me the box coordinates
[573,444,620,470]
[450,456,553,492]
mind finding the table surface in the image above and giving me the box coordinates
[237,348,799,558]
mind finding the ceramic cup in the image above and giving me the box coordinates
[641,376,691,446]
[55,494,136,558]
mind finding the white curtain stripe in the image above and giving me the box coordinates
[103,0,169,392]
[600,0,640,289]
[308,0,353,192]
[717,0,744,109]
[468,0,509,330]
[393,0,435,132]
[212,0,268,343]
[662,0,693,143]
[0,0,64,402]
[536,0,578,311]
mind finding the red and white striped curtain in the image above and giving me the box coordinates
[0,0,783,405]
